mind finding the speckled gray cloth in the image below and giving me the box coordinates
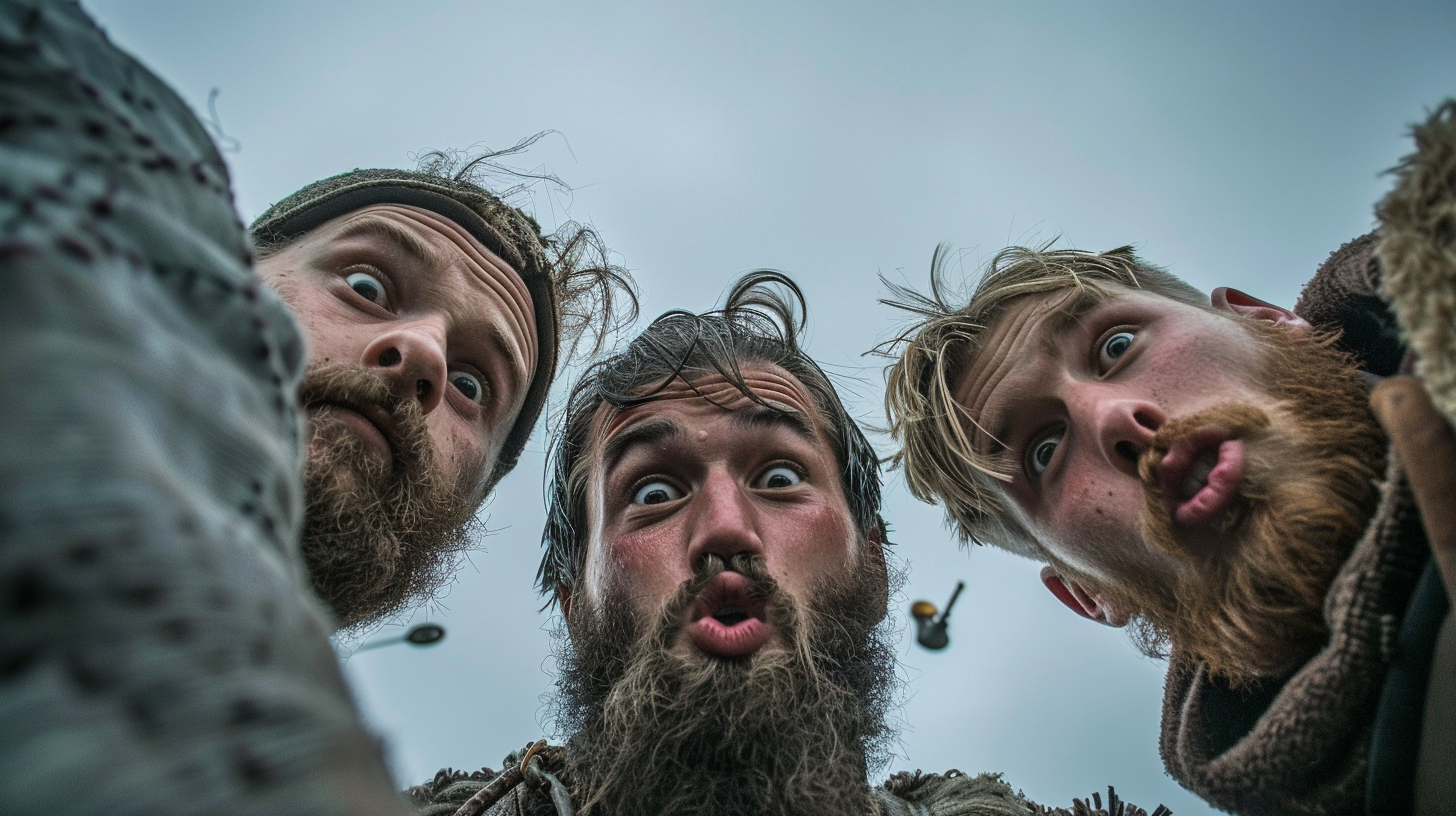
[0,2,406,813]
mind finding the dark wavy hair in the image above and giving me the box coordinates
[538,271,887,606]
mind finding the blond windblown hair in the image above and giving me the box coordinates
[880,243,1207,558]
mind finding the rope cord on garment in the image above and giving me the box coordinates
[451,740,574,816]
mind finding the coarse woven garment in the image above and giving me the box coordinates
[0,2,407,813]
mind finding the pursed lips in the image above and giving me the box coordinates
[687,572,771,659]
[309,399,399,457]
[1156,429,1246,529]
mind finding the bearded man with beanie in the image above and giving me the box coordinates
[249,153,633,634]
[405,272,1166,816]
[883,101,1456,815]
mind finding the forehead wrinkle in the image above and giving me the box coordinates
[961,300,1066,455]
[595,366,825,457]
[332,214,442,269]
[731,404,819,446]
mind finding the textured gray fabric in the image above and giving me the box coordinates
[0,1,406,813]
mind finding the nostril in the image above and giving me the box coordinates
[1133,410,1159,432]
[415,379,432,402]
[378,347,401,367]
[1115,440,1139,464]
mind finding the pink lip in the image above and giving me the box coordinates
[1158,431,1245,528]
[686,572,771,659]
[312,401,396,457]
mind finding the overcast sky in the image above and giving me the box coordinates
[82,2,1455,813]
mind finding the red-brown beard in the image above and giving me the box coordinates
[298,363,482,633]
[1077,323,1387,686]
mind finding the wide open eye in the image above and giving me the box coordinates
[1028,432,1063,476]
[633,480,683,505]
[755,465,802,489]
[449,371,484,403]
[345,271,388,306]
[1098,330,1135,368]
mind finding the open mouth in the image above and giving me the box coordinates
[1157,429,1246,529]
[712,607,752,627]
[687,572,771,658]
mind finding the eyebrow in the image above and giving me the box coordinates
[980,290,1107,452]
[333,216,439,269]
[1035,288,1106,357]
[601,418,683,476]
[598,403,821,478]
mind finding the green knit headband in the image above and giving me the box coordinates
[250,168,559,484]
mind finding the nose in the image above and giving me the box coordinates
[1074,390,1164,477]
[685,470,765,570]
[362,322,448,415]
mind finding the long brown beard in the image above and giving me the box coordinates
[554,552,896,816]
[298,364,480,633]
[1090,323,1386,685]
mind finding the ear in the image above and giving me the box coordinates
[557,586,573,619]
[1040,566,1128,627]
[1210,287,1311,334]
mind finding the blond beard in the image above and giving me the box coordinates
[1078,323,1387,686]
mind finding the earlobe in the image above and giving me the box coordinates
[558,587,573,619]
[1039,567,1128,627]
[1211,287,1312,334]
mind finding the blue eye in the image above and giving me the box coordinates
[633,480,682,505]
[345,271,388,306]
[450,371,484,403]
[1029,433,1062,475]
[755,465,801,489]
[1099,331,1135,367]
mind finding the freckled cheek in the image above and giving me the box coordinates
[1153,340,1263,401]
[1047,480,1141,574]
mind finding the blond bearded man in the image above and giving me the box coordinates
[406,273,1164,816]
[883,103,1456,816]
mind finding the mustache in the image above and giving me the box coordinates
[1136,402,1273,557]
[297,363,432,468]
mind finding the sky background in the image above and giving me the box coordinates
[82,2,1455,813]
